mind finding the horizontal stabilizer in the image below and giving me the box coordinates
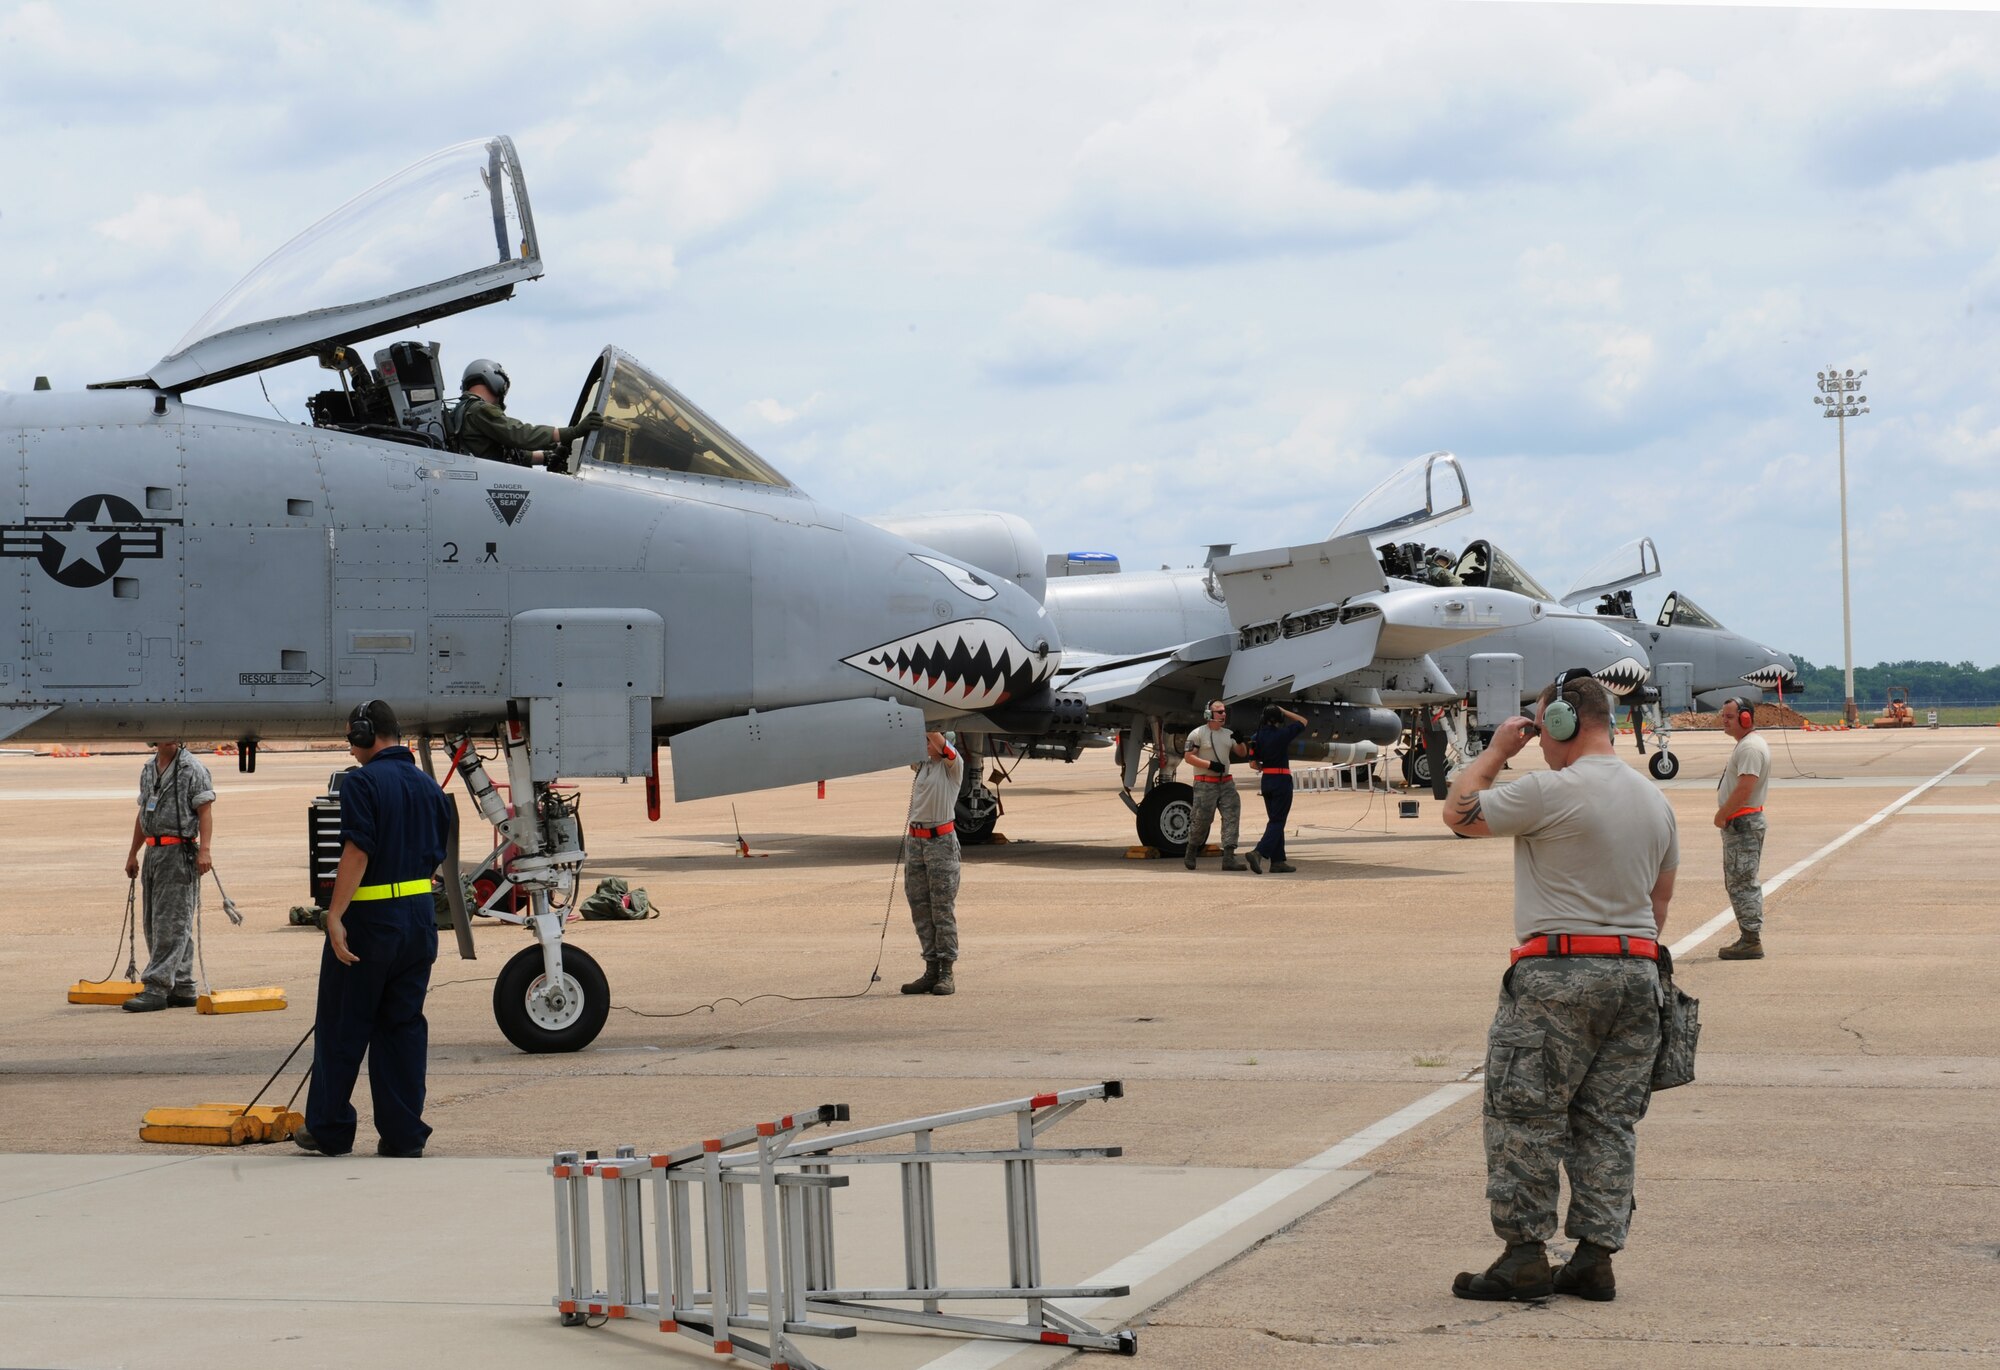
[1210,535,1385,631]
[669,698,928,802]
[1221,616,1384,701]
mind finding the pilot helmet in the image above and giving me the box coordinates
[461,358,510,403]
[1427,546,1453,568]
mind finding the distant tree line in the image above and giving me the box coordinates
[1785,658,2000,705]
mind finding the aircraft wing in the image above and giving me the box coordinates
[1220,617,1384,700]
[1208,534,1385,631]
[1055,634,1233,710]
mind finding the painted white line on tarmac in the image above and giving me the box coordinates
[926,747,1990,1368]
[925,1083,1478,1369]
[1667,746,1985,959]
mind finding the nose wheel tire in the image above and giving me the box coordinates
[1647,750,1681,780]
[1136,781,1195,857]
[494,943,609,1053]
[955,782,1001,846]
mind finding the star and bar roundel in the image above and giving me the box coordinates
[1,494,181,589]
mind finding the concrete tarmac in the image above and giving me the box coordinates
[0,728,1994,1366]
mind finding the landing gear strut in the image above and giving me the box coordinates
[446,713,605,1053]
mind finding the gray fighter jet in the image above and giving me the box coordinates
[1559,538,1799,778]
[887,455,1624,852]
[1,136,1061,1051]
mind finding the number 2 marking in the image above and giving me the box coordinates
[442,542,459,563]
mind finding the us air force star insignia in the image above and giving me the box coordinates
[0,493,176,590]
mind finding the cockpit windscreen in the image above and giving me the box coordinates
[583,350,792,489]
[1454,539,1556,603]
[1330,451,1471,541]
[1657,592,1723,629]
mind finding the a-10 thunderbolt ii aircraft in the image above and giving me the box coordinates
[0,136,1067,1053]
[1556,538,1799,779]
[882,454,1643,853]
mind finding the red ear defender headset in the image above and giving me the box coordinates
[1731,698,1755,730]
[347,700,384,749]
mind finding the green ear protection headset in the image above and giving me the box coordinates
[1541,668,1599,743]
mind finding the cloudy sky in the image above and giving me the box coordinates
[4,0,1996,669]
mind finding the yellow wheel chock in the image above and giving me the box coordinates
[140,1104,303,1147]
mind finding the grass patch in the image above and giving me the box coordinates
[1412,1053,1450,1068]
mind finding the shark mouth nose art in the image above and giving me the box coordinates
[1742,664,1797,689]
[1593,657,1650,697]
[844,619,1055,711]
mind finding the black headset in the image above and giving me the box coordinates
[347,699,384,749]
[1541,668,1599,743]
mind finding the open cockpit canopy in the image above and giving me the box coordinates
[1656,591,1723,630]
[1329,452,1471,542]
[1452,539,1556,603]
[95,136,539,393]
[1561,537,1662,608]
[569,348,794,489]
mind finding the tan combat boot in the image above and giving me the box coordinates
[1718,932,1764,960]
[1552,1240,1616,1301]
[900,962,940,994]
[930,962,956,996]
[1451,1241,1553,1302]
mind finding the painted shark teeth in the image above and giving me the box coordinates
[844,619,1055,711]
[1593,656,1650,697]
[1742,664,1797,688]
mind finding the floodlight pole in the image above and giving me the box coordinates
[1815,368,1869,727]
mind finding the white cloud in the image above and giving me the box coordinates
[94,193,243,263]
[981,292,1162,387]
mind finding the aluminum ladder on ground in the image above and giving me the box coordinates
[1293,759,1379,793]
[550,1081,1137,1368]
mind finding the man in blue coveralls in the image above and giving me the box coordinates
[1245,705,1307,874]
[296,701,455,1158]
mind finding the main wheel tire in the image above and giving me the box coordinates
[1421,727,1450,800]
[955,783,1000,846]
[1136,781,1195,857]
[1648,750,1681,780]
[493,943,610,1054]
[1407,746,1434,789]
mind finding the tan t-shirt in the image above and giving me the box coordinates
[1185,724,1237,780]
[1480,754,1679,942]
[1718,732,1772,813]
[907,742,965,827]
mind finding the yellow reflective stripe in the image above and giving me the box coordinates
[351,879,432,901]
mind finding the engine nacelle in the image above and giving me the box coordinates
[866,510,1046,604]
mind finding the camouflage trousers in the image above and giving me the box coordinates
[904,832,960,964]
[1483,956,1661,1251]
[140,845,200,993]
[1187,779,1240,856]
[1722,814,1767,935]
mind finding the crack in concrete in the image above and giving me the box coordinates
[1836,1003,1883,1057]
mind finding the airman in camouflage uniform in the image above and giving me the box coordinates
[121,741,217,1012]
[453,358,603,468]
[1715,698,1771,960]
[1182,703,1247,870]
[900,732,965,996]
[1440,672,1678,1303]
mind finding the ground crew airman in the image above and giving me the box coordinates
[900,731,965,997]
[1182,702,1248,870]
[1245,704,1307,874]
[296,701,455,1159]
[1440,669,1678,1304]
[1715,697,1771,960]
[455,358,603,467]
[120,739,216,1012]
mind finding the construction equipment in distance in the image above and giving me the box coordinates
[1871,686,1916,728]
[550,1082,1137,1368]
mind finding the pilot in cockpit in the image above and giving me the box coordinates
[1423,547,1462,587]
[453,359,603,468]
